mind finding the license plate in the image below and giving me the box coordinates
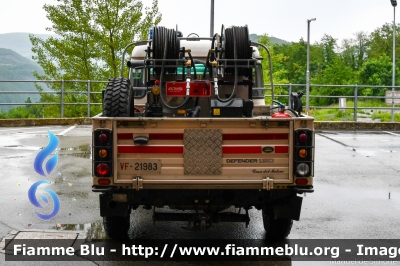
[118,159,161,174]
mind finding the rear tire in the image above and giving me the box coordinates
[103,216,130,239]
[103,78,133,117]
[262,208,293,240]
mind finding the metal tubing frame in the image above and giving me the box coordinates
[251,42,275,102]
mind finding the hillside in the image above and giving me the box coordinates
[0,32,54,60]
[249,34,290,45]
[0,48,44,111]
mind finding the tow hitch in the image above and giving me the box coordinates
[152,209,250,231]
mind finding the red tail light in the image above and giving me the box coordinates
[296,179,308,185]
[98,178,111,185]
[97,163,109,176]
[299,133,308,143]
[99,133,108,143]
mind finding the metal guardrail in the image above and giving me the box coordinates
[0,80,106,117]
[0,80,399,121]
[282,84,400,122]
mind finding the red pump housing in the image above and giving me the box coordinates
[272,110,291,118]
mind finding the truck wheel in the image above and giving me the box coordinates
[103,78,133,117]
[262,208,293,240]
[103,216,130,239]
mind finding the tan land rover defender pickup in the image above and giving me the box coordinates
[92,26,314,240]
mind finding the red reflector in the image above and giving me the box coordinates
[223,134,289,140]
[97,163,109,176]
[117,133,133,140]
[118,146,184,154]
[295,179,308,185]
[98,178,111,185]
[149,134,183,140]
[222,146,261,154]
[275,146,289,153]
[299,133,308,143]
[99,133,108,143]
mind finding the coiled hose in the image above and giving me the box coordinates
[152,26,190,109]
[153,26,179,75]
[215,25,251,102]
[224,25,251,77]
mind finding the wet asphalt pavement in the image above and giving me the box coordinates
[0,125,400,265]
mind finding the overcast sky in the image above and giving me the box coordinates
[0,0,395,44]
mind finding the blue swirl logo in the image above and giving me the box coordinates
[34,130,59,176]
[29,130,60,220]
[28,180,60,220]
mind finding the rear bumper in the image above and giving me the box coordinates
[97,188,304,218]
[289,186,314,193]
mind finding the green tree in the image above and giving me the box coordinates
[368,23,397,60]
[361,23,400,100]
[358,55,396,97]
[0,97,44,118]
[273,39,307,84]
[258,34,288,104]
[341,38,357,70]
[311,57,356,105]
[30,0,161,117]
[24,97,44,118]
[258,35,289,85]
[318,34,338,65]
[340,31,369,71]
[307,34,364,106]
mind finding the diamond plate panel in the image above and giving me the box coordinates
[184,129,222,175]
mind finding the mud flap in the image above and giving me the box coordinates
[100,194,130,217]
[272,195,303,221]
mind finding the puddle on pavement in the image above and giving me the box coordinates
[59,144,92,159]
[381,149,398,153]
[3,145,23,148]
[2,144,92,159]
[356,150,377,157]
[2,145,41,151]
[29,221,107,240]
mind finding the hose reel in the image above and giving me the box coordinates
[222,25,252,77]
[214,25,252,102]
[151,26,189,110]
[152,26,180,75]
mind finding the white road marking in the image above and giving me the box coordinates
[0,126,51,132]
[57,126,76,136]
[16,130,53,134]
[383,131,400,137]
